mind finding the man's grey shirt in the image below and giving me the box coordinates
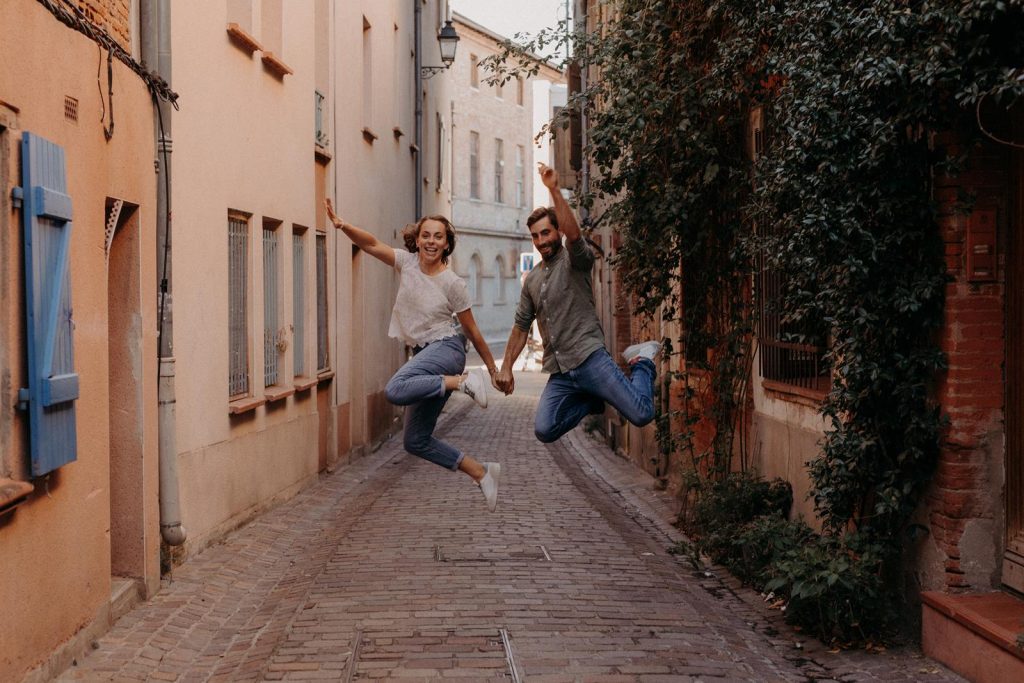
[514,237,606,374]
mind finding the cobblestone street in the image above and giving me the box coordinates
[58,372,962,682]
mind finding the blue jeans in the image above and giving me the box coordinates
[385,335,466,471]
[535,347,655,443]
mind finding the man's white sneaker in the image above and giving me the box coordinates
[622,341,661,364]
[479,462,501,513]
[460,369,488,408]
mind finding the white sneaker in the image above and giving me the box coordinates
[622,341,661,364]
[459,369,488,408]
[478,462,501,513]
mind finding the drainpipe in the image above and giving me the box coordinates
[143,0,186,547]
[414,0,423,219]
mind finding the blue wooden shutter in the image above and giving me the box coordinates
[19,132,79,476]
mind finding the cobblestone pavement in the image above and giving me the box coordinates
[58,372,963,682]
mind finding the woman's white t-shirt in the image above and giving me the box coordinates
[388,248,471,347]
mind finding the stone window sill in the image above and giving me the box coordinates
[227,23,263,53]
[229,395,265,415]
[261,52,293,78]
[294,376,318,392]
[761,379,827,408]
[264,385,295,403]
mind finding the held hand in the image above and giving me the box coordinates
[537,162,559,190]
[493,367,515,395]
[324,198,343,228]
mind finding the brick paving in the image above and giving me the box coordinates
[57,372,963,682]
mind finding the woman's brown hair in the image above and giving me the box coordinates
[401,215,457,264]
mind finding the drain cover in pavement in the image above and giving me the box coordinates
[346,627,521,681]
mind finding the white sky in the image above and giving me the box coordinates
[450,0,570,59]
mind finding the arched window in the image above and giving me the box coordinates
[468,253,483,305]
[494,255,506,304]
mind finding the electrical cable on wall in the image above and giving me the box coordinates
[38,0,179,107]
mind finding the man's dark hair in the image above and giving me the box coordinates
[527,206,558,230]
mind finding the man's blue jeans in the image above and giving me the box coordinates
[385,335,466,471]
[535,347,655,443]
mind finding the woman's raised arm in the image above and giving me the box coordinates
[325,199,396,267]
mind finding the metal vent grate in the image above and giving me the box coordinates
[64,96,79,122]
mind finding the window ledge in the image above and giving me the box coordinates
[762,379,827,408]
[362,127,379,144]
[261,52,293,78]
[317,369,335,382]
[229,395,265,415]
[0,479,34,517]
[314,144,332,163]
[393,126,405,139]
[227,23,263,53]
[294,376,318,392]
[409,143,420,155]
[264,385,295,403]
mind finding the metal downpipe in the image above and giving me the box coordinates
[144,0,185,547]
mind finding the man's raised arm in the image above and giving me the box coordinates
[538,162,581,245]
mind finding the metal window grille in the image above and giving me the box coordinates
[316,233,329,371]
[293,232,305,377]
[516,77,524,106]
[263,226,280,387]
[229,217,249,397]
[469,132,480,199]
[494,138,504,204]
[515,145,524,208]
[315,90,327,146]
[750,108,829,392]
[470,54,478,88]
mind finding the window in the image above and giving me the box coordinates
[436,112,446,191]
[314,90,327,146]
[468,254,483,304]
[362,16,373,134]
[494,138,504,204]
[293,228,306,377]
[495,78,503,100]
[227,0,253,33]
[750,106,830,393]
[495,255,507,303]
[470,54,479,88]
[263,219,282,388]
[469,131,480,199]
[516,76,524,106]
[316,232,329,371]
[228,213,250,397]
[515,145,525,208]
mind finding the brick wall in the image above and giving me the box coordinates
[74,0,132,52]
[928,132,1010,590]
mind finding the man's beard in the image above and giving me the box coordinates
[539,239,562,261]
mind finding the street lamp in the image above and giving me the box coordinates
[421,20,459,79]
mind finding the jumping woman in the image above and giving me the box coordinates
[325,199,503,512]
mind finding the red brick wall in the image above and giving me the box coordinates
[74,0,132,52]
[929,133,1010,589]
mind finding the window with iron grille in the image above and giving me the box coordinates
[516,76,524,106]
[293,229,306,377]
[470,54,479,88]
[263,220,282,387]
[316,232,329,371]
[228,214,250,398]
[494,138,504,204]
[515,145,525,208]
[314,90,327,146]
[751,106,830,393]
[469,131,480,199]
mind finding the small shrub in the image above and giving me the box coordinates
[765,533,898,643]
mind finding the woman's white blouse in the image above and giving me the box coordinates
[388,248,471,347]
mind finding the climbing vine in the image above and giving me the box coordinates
[486,0,1024,640]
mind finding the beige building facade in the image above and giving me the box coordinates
[448,13,541,344]
[0,1,161,680]
[1,0,455,679]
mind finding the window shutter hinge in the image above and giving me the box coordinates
[17,388,30,411]
[11,186,23,210]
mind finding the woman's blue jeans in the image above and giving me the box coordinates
[385,335,466,471]
[535,347,655,443]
